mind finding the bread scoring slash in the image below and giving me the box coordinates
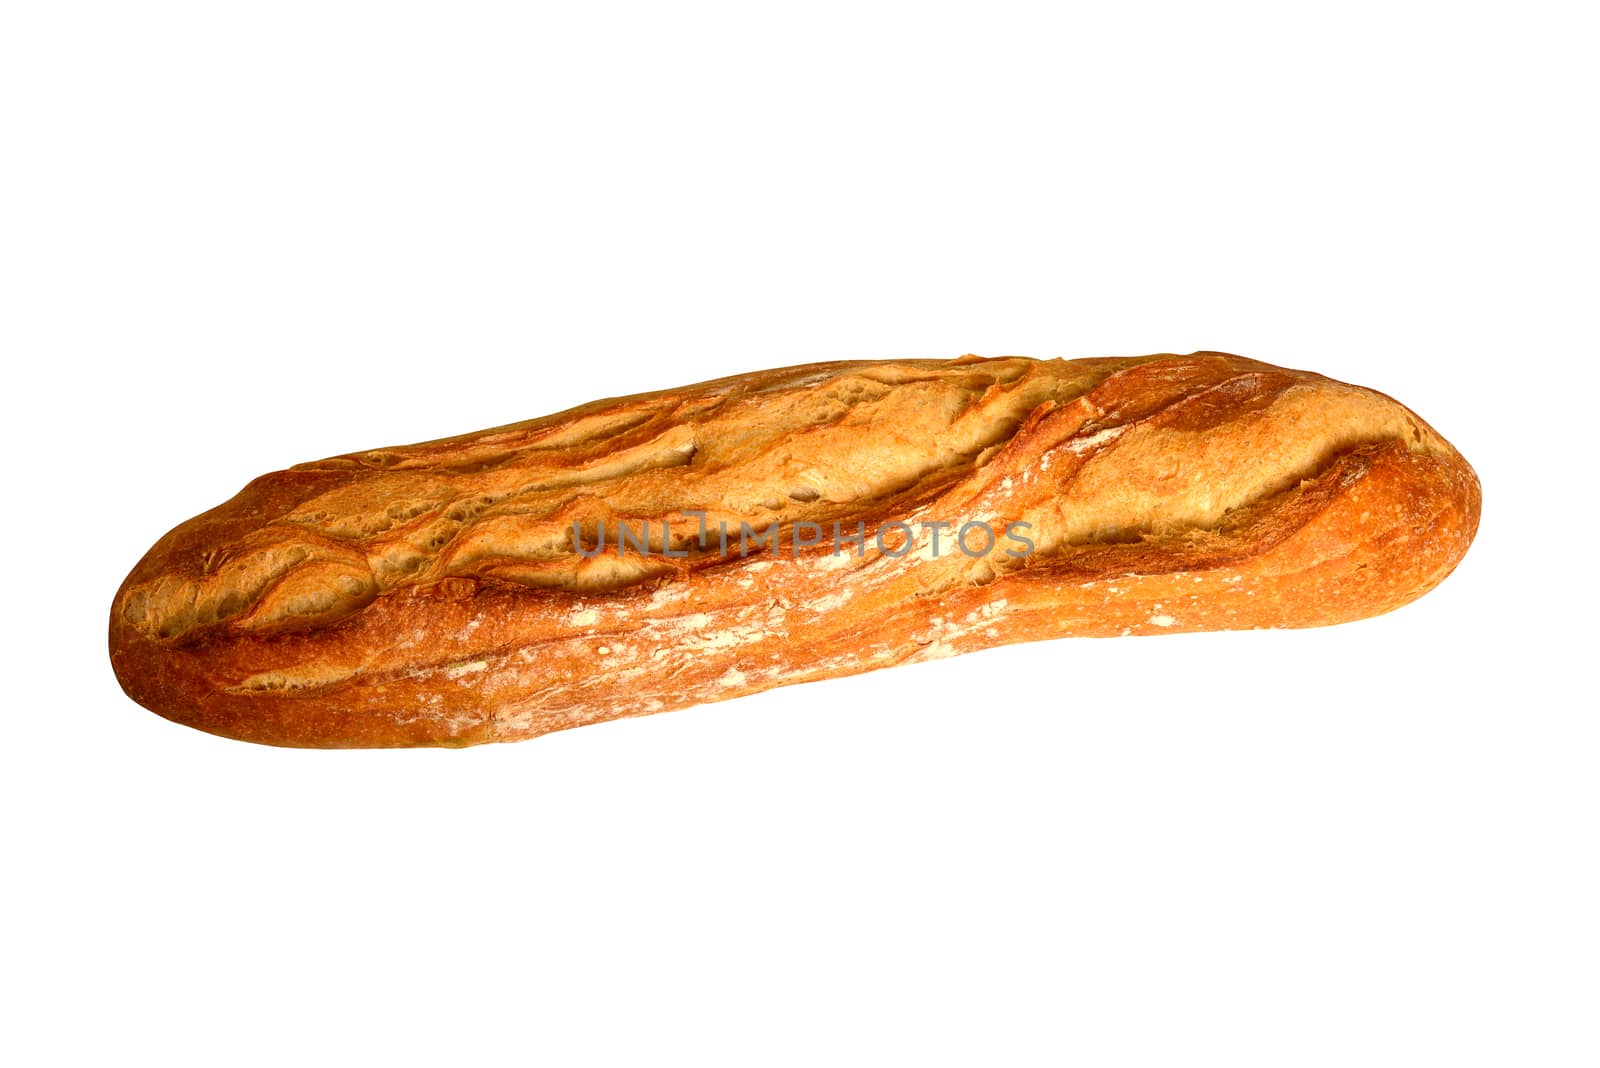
[109,352,1481,748]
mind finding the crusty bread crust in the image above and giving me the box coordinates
[109,352,1481,747]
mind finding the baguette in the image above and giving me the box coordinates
[109,351,1481,748]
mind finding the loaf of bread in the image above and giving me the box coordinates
[109,351,1480,747]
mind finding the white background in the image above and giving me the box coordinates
[4,2,1595,1065]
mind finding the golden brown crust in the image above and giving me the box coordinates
[109,351,1481,747]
